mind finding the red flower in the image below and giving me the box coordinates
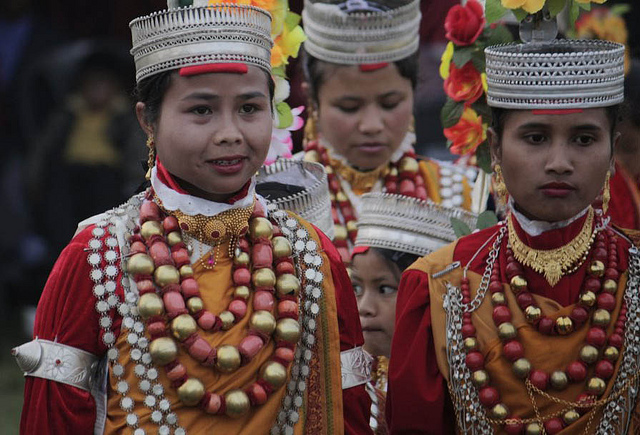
[444,107,486,156]
[444,62,484,104]
[444,0,486,46]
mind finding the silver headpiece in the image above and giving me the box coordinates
[257,160,334,240]
[302,0,421,65]
[485,39,625,109]
[355,193,478,257]
[130,1,272,83]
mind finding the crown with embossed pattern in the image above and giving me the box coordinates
[302,0,421,65]
[355,192,478,257]
[130,1,273,83]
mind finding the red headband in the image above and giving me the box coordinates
[359,63,389,72]
[351,245,370,260]
[179,63,249,77]
[531,109,584,115]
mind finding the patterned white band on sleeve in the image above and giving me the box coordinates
[341,346,373,390]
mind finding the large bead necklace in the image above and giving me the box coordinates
[303,139,426,262]
[126,190,301,418]
[461,218,624,434]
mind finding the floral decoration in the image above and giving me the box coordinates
[485,0,608,26]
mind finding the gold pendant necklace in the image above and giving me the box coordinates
[328,153,390,194]
[507,207,595,287]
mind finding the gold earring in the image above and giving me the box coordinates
[146,135,155,181]
[493,164,508,206]
[602,170,611,214]
[303,108,318,147]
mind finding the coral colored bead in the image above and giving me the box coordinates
[163,291,186,315]
[566,361,587,382]
[275,347,295,364]
[205,393,223,414]
[331,208,339,222]
[398,179,416,196]
[570,306,589,325]
[181,278,200,298]
[615,327,624,336]
[140,200,161,222]
[148,321,166,336]
[163,216,179,233]
[505,262,523,279]
[276,261,295,275]
[516,292,535,308]
[197,311,217,330]
[597,293,616,311]
[492,306,512,325]
[277,300,299,319]
[489,281,503,293]
[188,337,213,362]
[130,241,147,255]
[136,280,155,293]
[171,248,190,266]
[576,393,595,410]
[238,335,265,362]
[478,387,500,407]
[504,417,524,435]
[229,299,248,320]
[529,370,549,391]
[166,363,187,381]
[415,187,428,200]
[584,277,601,293]
[252,243,273,269]
[586,327,607,347]
[594,248,607,261]
[503,341,524,362]
[247,383,268,405]
[609,333,624,349]
[149,242,173,266]
[544,418,564,434]
[595,360,614,379]
[538,317,554,335]
[233,268,251,286]
[605,268,619,280]
[252,200,267,218]
[341,207,355,222]
[465,352,484,370]
[253,291,275,311]
[385,181,398,193]
[462,324,476,338]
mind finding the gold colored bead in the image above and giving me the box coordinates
[491,292,506,306]
[525,422,542,435]
[274,318,301,344]
[490,403,509,420]
[141,220,164,240]
[233,286,251,300]
[272,236,293,258]
[276,274,300,297]
[463,337,478,352]
[187,297,204,313]
[334,225,348,241]
[498,322,517,340]
[249,217,273,240]
[579,291,597,307]
[398,157,419,174]
[510,276,528,293]
[604,346,620,362]
[179,264,193,278]
[149,337,178,366]
[127,253,155,276]
[471,370,490,388]
[154,264,180,287]
[512,358,531,379]
[329,193,336,202]
[587,377,606,395]
[389,167,399,177]
[602,279,618,294]
[324,165,334,174]
[550,371,568,390]
[167,231,182,246]
[224,389,250,418]
[252,268,276,288]
[346,220,358,232]
[563,409,580,425]
[336,192,348,203]
[234,252,250,266]
[589,260,605,277]
[555,316,574,335]
[592,309,611,327]
[524,306,542,323]
[579,345,599,365]
[303,150,320,163]
[219,311,235,330]
[216,345,241,373]
[250,310,276,336]
[171,314,197,341]
[138,292,165,320]
[259,361,288,390]
[177,378,205,406]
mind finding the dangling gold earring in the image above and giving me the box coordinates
[493,164,508,206]
[409,116,415,134]
[303,107,318,148]
[602,170,611,214]
[146,135,156,181]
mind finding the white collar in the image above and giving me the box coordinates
[319,131,416,166]
[509,197,590,237]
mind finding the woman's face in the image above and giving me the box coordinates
[137,66,272,202]
[315,64,414,170]
[490,108,615,222]
[351,249,400,358]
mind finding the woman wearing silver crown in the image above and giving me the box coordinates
[299,0,475,264]
[15,1,373,433]
[387,7,640,435]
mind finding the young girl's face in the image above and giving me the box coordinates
[138,66,273,202]
[351,249,400,358]
[315,64,414,170]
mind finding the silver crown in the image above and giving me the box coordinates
[302,0,420,65]
[130,2,273,83]
[355,193,478,257]
[257,160,334,240]
[485,39,625,110]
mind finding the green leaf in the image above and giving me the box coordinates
[611,4,632,16]
[284,11,301,29]
[569,1,580,27]
[547,0,567,17]
[473,103,492,125]
[475,141,493,174]
[577,1,591,11]
[471,51,486,73]
[452,46,476,68]
[441,99,464,129]
[512,8,529,22]
[476,210,499,230]
[451,217,473,238]
[276,102,293,129]
[485,0,509,24]
[485,25,515,46]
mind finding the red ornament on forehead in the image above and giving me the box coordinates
[179,63,249,77]
[359,63,389,72]
[531,109,584,115]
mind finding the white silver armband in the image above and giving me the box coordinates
[341,346,373,390]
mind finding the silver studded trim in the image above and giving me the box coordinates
[269,210,324,434]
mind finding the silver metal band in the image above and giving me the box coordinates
[341,347,373,390]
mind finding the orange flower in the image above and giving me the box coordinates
[444,107,487,156]
[444,62,484,104]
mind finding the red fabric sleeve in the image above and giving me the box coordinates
[386,269,454,434]
[314,226,373,435]
[20,227,117,434]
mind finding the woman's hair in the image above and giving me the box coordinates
[620,58,640,127]
[371,247,419,276]
[134,69,276,126]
